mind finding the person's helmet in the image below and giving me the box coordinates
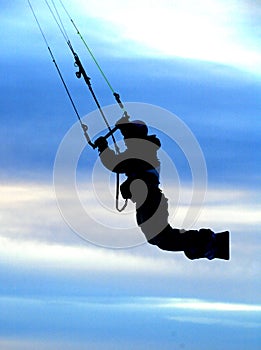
[121,120,148,139]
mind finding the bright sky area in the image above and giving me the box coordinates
[0,0,260,349]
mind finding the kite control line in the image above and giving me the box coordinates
[28,0,128,211]
[43,0,121,154]
[27,0,94,148]
[57,0,126,113]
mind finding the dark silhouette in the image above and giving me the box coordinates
[94,118,229,260]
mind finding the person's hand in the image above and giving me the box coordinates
[94,136,108,153]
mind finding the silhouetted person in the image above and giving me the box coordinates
[94,117,229,260]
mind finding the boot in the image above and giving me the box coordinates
[214,231,230,260]
[184,229,230,261]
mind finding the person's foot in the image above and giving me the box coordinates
[214,231,230,260]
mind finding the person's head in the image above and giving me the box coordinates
[120,120,148,139]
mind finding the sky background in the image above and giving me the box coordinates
[1,0,261,349]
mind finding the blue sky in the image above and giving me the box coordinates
[1,0,261,349]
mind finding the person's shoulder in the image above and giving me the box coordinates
[146,135,161,148]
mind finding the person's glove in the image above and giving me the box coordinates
[94,136,108,153]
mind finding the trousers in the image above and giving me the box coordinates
[129,181,216,260]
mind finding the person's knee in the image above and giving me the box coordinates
[148,227,181,251]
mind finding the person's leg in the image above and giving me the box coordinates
[135,187,170,242]
[131,181,229,260]
[151,226,229,260]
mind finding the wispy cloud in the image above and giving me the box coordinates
[2,181,261,244]
[7,1,260,74]
[155,298,261,312]
[1,182,260,291]
[62,0,261,73]
[0,295,260,350]
[168,315,261,329]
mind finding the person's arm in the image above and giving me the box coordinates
[94,137,126,173]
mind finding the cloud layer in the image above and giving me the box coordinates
[1,181,260,303]
[0,295,260,350]
[1,2,260,348]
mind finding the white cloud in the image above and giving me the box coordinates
[65,0,261,73]
[1,182,260,246]
[0,337,137,350]
[0,235,175,276]
[157,183,261,232]
[12,0,259,75]
[1,181,260,285]
[168,315,261,328]
[0,338,84,350]
[158,298,261,312]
